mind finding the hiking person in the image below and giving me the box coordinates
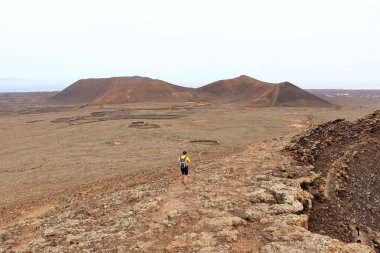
[178,151,191,184]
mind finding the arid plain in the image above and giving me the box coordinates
[0,98,376,211]
[0,89,379,252]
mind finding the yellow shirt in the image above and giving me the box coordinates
[178,155,190,166]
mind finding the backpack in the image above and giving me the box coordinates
[180,156,187,169]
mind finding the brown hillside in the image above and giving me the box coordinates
[49,78,114,105]
[275,82,335,107]
[50,75,334,107]
[49,76,195,105]
[197,75,335,107]
[196,75,276,105]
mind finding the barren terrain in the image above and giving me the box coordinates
[0,92,68,115]
[0,92,379,252]
[308,89,380,108]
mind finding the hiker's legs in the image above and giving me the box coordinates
[181,167,189,183]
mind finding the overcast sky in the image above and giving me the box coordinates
[0,0,379,92]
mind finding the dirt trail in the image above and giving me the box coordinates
[324,142,363,199]
[270,86,280,106]
[14,204,56,226]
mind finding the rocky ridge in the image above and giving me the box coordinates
[286,110,380,246]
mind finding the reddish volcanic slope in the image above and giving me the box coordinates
[50,75,334,107]
[275,82,336,107]
[50,76,195,105]
[196,75,276,105]
[197,75,334,107]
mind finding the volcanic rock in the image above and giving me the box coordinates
[286,110,380,244]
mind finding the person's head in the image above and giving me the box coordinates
[183,151,187,155]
